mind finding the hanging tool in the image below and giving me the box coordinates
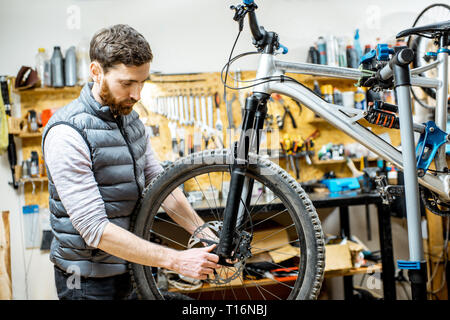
[168,121,178,155]
[291,137,301,179]
[272,94,297,130]
[214,92,223,132]
[225,93,236,130]
[214,92,224,148]
[302,129,320,165]
[178,94,185,125]
[177,127,185,157]
[189,93,195,125]
[280,135,297,174]
[207,94,214,131]
[279,139,289,172]
[0,76,18,188]
[183,93,190,126]
[195,94,201,127]
[276,105,297,130]
[200,94,208,131]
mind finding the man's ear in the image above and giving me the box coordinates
[89,61,104,84]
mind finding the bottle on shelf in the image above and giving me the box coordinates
[317,36,327,65]
[353,29,363,64]
[354,87,366,110]
[346,45,359,69]
[333,88,343,106]
[307,46,320,64]
[64,46,77,87]
[51,46,65,88]
[326,35,338,67]
[30,151,39,178]
[76,39,90,85]
[321,84,333,104]
[35,48,48,88]
[313,80,322,98]
[337,37,347,67]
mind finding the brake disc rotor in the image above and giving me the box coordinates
[188,221,246,285]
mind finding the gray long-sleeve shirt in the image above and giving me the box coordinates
[44,123,163,248]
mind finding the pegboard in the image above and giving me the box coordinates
[138,71,401,191]
[15,70,401,206]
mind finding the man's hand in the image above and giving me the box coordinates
[171,245,220,280]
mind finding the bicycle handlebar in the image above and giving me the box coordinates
[236,0,288,54]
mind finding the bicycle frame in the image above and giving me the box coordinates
[253,54,450,202]
[217,47,448,300]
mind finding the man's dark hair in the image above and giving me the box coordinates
[90,24,153,72]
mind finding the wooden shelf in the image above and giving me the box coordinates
[13,86,82,96]
[167,263,382,294]
[313,157,378,165]
[17,131,43,138]
[19,177,48,184]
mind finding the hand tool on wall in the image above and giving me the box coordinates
[177,126,185,157]
[168,121,178,155]
[214,92,223,132]
[207,94,214,131]
[167,96,173,120]
[0,76,18,188]
[302,129,320,165]
[279,138,290,172]
[225,93,236,130]
[214,92,224,148]
[178,94,185,125]
[195,94,201,127]
[291,138,301,179]
[189,93,195,126]
[174,95,180,124]
[200,94,208,132]
[183,93,190,126]
[276,105,297,130]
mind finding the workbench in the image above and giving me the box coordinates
[188,190,396,300]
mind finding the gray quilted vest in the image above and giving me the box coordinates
[42,82,147,278]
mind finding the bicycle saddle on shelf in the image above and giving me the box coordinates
[396,20,450,39]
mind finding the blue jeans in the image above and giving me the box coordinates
[54,266,137,300]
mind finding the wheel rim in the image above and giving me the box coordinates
[139,163,309,300]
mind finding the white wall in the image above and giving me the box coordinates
[0,0,439,300]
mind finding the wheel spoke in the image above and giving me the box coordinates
[251,223,295,246]
[149,229,188,249]
[193,176,221,221]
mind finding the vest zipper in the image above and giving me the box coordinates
[115,115,143,197]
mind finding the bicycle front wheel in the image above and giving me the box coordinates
[130,149,325,300]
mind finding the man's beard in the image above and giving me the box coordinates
[99,80,137,116]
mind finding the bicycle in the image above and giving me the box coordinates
[130,0,450,300]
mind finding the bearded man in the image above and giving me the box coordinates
[42,24,219,300]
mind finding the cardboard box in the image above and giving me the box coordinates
[250,227,299,264]
[324,243,353,272]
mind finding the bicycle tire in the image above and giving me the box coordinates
[407,3,450,108]
[130,149,325,300]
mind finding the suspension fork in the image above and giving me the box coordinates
[217,92,269,258]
